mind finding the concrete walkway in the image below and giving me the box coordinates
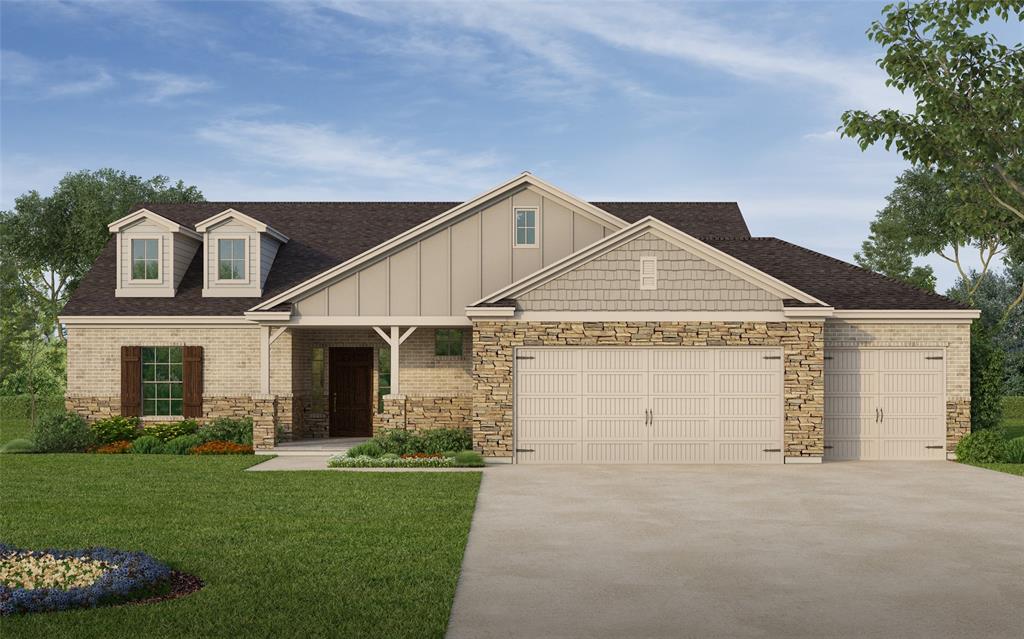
[447,462,1024,639]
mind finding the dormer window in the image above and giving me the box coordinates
[217,238,247,281]
[131,239,160,280]
[514,207,537,247]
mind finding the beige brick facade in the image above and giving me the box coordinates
[823,319,971,450]
[471,320,825,458]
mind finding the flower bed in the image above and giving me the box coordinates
[189,440,254,455]
[329,454,455,468]
[0,545,181,615]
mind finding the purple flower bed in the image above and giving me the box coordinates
[0,544,174,615]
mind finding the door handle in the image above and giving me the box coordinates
[875,408,879,423]
[880,408,884,422]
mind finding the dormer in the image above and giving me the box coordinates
[195,209,288,297]
[109,209,202,298]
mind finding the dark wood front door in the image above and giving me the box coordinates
[328,347,373,437]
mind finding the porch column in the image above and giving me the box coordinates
[259,326,288,395]
[372,325,417,395]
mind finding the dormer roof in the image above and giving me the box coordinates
[107,208,201,239]
[195,208,289,243]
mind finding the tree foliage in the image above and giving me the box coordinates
[841,1,1024,227]
[0,169,204,341]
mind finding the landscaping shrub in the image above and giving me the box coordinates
[346,440,384,458]
[197,417,253,445]
[372,428,423,455]
[328,454,455,468]
[0,439,35,454]
[956,428,1009,464]
[163,434,205,456]
[453,450,485,467]
[419,428,472,455]
[0,395,65,420]
[89,416,141,444]
[129,436,166,454]
[32,412,94,453]
[143,420,199,442]
[0,544,173,616]
[969,323,1005,430]
[189,440,254,455]
[1005,437,1024,464]
[94,440,133,454]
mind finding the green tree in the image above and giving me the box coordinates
[855,166,1019,298]
[0,169,204,341]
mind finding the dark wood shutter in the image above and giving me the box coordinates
[182,346,203,418]
[120,346,142,417]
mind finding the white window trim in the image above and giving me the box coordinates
[513,206,539,248]
[213,236,251,285]
[127,235,164,285]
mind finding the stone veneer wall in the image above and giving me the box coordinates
[823,319,971,452]
[373,395,473,433]
[472,321,825,458]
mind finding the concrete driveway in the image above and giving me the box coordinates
[447,462,1023,639]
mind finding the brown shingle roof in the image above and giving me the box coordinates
[63,201,751,316]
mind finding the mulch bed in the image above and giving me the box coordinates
[120,571,204,607]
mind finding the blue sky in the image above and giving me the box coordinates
[0,1,997,290]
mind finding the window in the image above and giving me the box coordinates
[142,346,183,416]
[514,208,537,247]
[311,347,326,412]
[435,329,464,357]
[131,239,159,280]
[378,346,391,413]
[218,239,246,280]
[640,256,657,290]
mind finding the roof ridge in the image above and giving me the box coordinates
[138,200,463,205]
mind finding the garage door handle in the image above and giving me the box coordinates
[762,448,781,453]
[880,408,884,422]
[925,445,944,449]
[516,448,535,453]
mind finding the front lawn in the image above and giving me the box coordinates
[0,455,481,638]
[971,463,1024,477]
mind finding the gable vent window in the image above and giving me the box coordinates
[514,208,537,247]
[640,256,657,290]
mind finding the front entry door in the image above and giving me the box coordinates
[329,347,373,437]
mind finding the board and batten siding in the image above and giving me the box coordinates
[292,186,616,317]
[518,233,784,311]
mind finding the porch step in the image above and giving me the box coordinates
[263,437,369,457]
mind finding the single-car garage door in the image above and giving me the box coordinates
[515,347,783,464]
[824,349,946,460]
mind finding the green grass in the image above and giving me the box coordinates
[0,454,481,638]
[1000,417,1024,441]
[0,417,32,446]
[971,463,1024,477]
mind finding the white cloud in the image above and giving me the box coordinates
[286,1,911,112]
[196,118,501,189]
[802,129,842,142]
[130,71,215,103]
[1,49,114,98]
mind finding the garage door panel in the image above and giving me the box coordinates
[824,348,946,462]
[517,418,580,441]
[650,349,712,370]
[583,419,646,441]
[519,396,579,417]
[719,349,779,371]
[826,371,877,395]
[518,372,579,395]
[718,372,775,394]
[650,372,710,394]
[717,419,779,440]
[717,443,782,464]
[517,443,581,464]
[825,438,877,461]
[516,347,783,465]
[585,372,645,394]
[825,417,878,439]
[651,396,711,417]
[719,396,775,417]
[650,419,714,440]
[650,442,712,464]
[584,442,646,464]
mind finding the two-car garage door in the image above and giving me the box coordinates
[515,347,784,464]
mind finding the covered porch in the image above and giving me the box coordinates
[250,318,474,449]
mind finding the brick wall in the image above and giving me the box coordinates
[472,321,824,458]
[823,319,972,450]
[518,233,784,312]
